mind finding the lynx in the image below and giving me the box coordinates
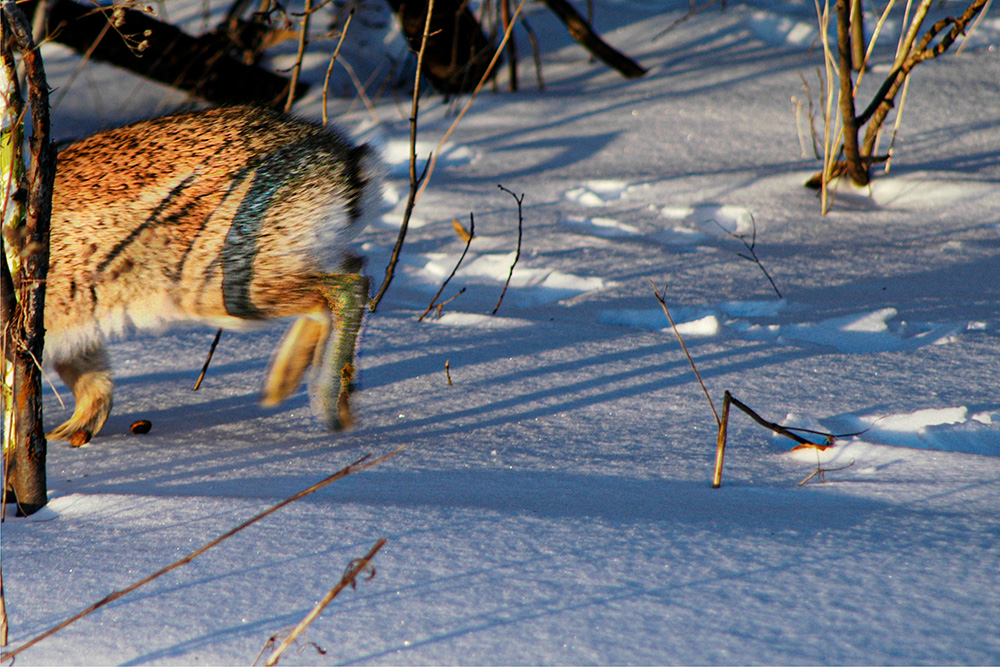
[43,106,380,442]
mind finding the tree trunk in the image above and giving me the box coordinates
[835,0,869,185]
[2,0,54,516]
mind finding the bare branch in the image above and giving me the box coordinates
[492,185,524,315]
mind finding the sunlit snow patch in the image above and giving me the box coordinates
[428,312,532,328]
[420,252,608,305]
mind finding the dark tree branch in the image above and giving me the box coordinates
[540,0,646,78]
[22,0,306,109]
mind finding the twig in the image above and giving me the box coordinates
[796,71,821,158]
[430,288,466,320]
[321,7,353,126]
[653,0,722,40]
[492,185,524,315]
[713,390,731,488]
[859,0,989,154]
[284,0,313,113]
[0,446,407,661]
[650,280,719,425]
[260,538,387,666]
[501,0,517,91]
[798,458,855,486]
[726,392,820,447]
[192,328,223,391]
[711,215,782,299]
[418,214,475,322]
[368,0,436,312]
[444,359,452,386]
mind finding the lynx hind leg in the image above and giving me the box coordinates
[261,273,370,431]
[48,342,114,443]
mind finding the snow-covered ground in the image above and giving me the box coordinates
[4,1,1000,664]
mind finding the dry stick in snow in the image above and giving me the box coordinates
[798,458,855,486]
[430,288,466,320]
[0,447,407,662]
[501,0,517,91]
[650,280,719,425]
[369,0,436,312]
[0,564,7,648]
[419,215,475,322]
[651,281,835,487]
[259,538,387,666]
[715,391,835,489]
[192,328,222,391]
[492,185,524,315]
[518,13,545,90]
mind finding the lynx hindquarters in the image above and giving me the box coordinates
[44,106,380,442]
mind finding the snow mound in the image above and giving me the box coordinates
[738,307,961,353]
[564,180,630,207]
[826,407,1000,457]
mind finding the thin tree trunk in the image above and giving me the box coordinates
[2,0,55,516]
[836,0,868,185]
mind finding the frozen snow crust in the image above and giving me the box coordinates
[4,1,1000,664]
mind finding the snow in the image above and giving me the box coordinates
[4,1,1000,664]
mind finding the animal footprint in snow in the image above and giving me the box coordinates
[564,180,630,207]
[560,215,641,239]
[661,204,754,236]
